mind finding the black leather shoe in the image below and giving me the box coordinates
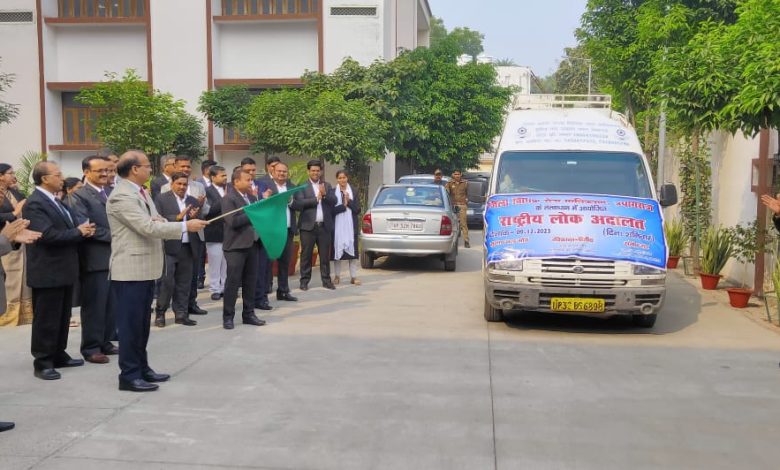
[255,302,272,311]
[103,344,119,355]
[277,292,298,302]
[118,378,159,392]
[243,315,267,326]
[34,368,61,380]
[56,358,84,368]
[143,371,170,383]
[300,282,309,291]
[155,313,166,328]
[322,281,336,290]
[175,316,197,326]
[223,318,234,330]
[188,305,208,315]
[210,293,221,301]
[0,422,14,432]
[197,280,205,290]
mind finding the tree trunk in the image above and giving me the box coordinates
[691,131,701,274]
[346,158,371,213]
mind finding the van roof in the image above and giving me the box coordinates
[497,108,643,155]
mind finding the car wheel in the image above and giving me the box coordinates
[631,314,657,328]
[484,294,504,322]
[360,250,374,269]
[444,258,456,271]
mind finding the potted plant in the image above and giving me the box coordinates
[699,226,733,290]
[664,218,688,268]
[726,221,768,308]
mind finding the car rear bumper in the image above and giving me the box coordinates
[360,233,457,256]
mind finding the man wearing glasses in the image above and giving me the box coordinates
[70,155,118,365]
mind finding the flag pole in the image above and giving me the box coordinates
[205,205,244,223]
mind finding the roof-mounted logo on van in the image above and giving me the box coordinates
[616,129,627,140]
[517,127,527,138]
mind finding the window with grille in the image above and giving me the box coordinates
[62,93,102,146]
[221,0,319,16]
[0,11,34,23]
[330,6,377,16]
[57,0,145,19]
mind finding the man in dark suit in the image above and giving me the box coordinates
[240,157,274,310]
[257,156,280,294]
[292,160,337,291]
[150,154,176,201]
[221,168,267,330]
[70,155,118,364]
[23,162,96,380]
[195,160,217,289]
[154,172,203,327]
[268,162,297,302]
[203,165,227,301]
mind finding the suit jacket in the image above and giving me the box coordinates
[155,191,203,256]
[222,190,258,252]
[0,188,25,225]
[106,179,183,281]
[150,174,170,201]
[22,188,82,288]
[256,174,274,194]
[0,234,13,315]
[203,184,225,243]
[69,184,112,273]
[268,180,298,235]
[291,180,337,232]
[160,179,209,241]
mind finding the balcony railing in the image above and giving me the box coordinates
[221,0,319,17]
[63,107,102,146]
[224,128,251,145]
[57,0,145,19]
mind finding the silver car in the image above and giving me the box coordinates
[359,184,460,271]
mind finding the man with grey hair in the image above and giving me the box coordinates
[150,154,176,200]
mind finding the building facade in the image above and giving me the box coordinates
[0,0,431,189]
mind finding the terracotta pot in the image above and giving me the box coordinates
[699,273,722,290]
[726,288,752,308]
[666,256,680,269]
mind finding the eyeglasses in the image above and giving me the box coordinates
[91,169,110,174]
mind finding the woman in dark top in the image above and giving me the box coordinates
[330,170,362,285]
[0,163,33,326]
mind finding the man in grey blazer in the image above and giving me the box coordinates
[107,151,208,392]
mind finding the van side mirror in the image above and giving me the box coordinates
[467,180,487,204]
[659,184,678,207]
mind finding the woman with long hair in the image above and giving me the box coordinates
[330,170,362,285]
[0,163,33,326]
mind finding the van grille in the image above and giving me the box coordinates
[542,258,616,275]
[529,277,626,288]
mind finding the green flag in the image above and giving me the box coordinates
[243,185,306,260]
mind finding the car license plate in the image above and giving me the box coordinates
[467,209,474,215]
[387,220,424,232]
[550,297,605,313]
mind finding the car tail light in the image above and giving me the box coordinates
[362,213,373,234]
[440,215,453,235]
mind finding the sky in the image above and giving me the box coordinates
[426,0,588,76]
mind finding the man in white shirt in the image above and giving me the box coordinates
[269,162,297,302]
[203,165,228,300]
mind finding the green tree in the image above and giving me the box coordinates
[429,16,448,46]
[171,110,207,159]
[77,70,203,161]
[494,58,517,66]
[0,58,19,126]
[553,45,598,94]
[197,85,253,129]
[448,27,485,61]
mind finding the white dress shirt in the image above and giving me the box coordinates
[174,193,190,244]
[311,180,324,223]
[275,181,290,228]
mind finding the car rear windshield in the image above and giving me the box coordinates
[375,186,444,207]
[495,151,653,198]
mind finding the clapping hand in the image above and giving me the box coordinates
[77,222,96,238]
[197,195,206,206]
[262,188,273,199]
[187,206,200,219]
[343,191,350,205]
[13,229,42,244]
[761,194,780,215]
[12,199,25,217]
[176,205,191,222]
[1,218,28,241]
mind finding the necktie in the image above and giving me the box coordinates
[139,187,148,203]
[99,188,108,202]
[55,199,73,225]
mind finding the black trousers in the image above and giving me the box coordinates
[157,246,194,316]
[254,243,270,305]
[79,270,116,357]
[31,286,74,370]
[223,244,258,320]
[112,280,154,382]
[300,224,332,284]
[276,230,294,294]
[189,241,205,309]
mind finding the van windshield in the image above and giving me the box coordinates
[495,151,653,198]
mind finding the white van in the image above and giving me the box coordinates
[483,95,678,327]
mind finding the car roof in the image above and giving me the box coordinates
[382,183,443,188]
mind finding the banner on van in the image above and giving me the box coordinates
[484,193,666,269]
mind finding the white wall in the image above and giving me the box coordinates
[0,0,42,162]
[150,0,207,116]
[323,0,384,71]
[215,22,318,78]
[53,26,147,82]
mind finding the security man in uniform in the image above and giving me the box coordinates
[445,170,470,248]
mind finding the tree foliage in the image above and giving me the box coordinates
[77,70,205,159]
[427,17,485,62]
[553,45,599,94]
[197,85,253,129]
[0,58,19,126]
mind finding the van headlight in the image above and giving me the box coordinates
[492,260,524,271]
[632,264,664,275]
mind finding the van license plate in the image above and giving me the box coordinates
[550,297,605,313]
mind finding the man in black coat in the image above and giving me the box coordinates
[291,160,337,291]
[267,162,298,301]
[154,173,202,327]
[149,154,176,201]
[221,169,267,330]
[23,162,96,380]
[203,165,227,301]
[70,155,118,364]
